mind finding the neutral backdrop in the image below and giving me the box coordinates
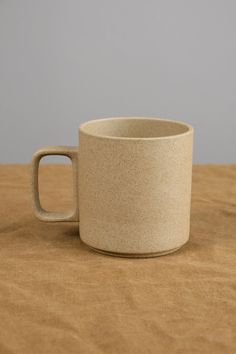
[0,0,235,163]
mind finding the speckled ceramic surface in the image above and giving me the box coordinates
[32,117,193,257]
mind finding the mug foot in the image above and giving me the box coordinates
[82,241,185,258]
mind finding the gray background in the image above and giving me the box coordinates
[0,0,235,163]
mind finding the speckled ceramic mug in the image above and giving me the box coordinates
[32,117,193,257]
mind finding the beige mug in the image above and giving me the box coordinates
[32,117,193,257]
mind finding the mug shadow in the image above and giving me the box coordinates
[60,223,97,256]
[63,225,80,239]
[3,215,95,256]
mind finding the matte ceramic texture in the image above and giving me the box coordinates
[32,117,193,257]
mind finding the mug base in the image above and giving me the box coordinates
[83,241,185,258]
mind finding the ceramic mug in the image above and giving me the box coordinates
[32,117,193,257]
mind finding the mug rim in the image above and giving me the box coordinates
[79,117,193,141]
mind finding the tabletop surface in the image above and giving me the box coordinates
[0,164,235,354]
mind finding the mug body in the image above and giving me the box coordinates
[78,118,193,257]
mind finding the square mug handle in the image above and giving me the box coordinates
[31,146,79,222]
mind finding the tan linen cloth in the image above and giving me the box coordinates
[0,164,235,354]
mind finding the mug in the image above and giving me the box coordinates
[32,117,193,257]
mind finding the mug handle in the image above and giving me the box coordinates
[31,146,79,222]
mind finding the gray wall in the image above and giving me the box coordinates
[0,0,235,163]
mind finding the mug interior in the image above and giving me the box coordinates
[80,118,191,139]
